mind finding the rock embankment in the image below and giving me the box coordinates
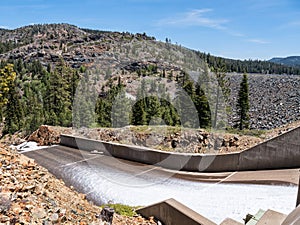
[27,125,71,146]
[73,126,262,154]
[229,74,300,130]
[0,144,156,225]
[8,120,300,156]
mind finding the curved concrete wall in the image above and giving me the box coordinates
[60,126,300,172]
[136,198,216,225]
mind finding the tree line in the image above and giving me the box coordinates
[197,52,300,75]
[0,58,250,136]
[0,59,80,135]
[0,59,214,136]
[92,71,212,129]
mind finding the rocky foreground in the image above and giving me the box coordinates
[0,144,156,224]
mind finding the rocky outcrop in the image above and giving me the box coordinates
[0,24,155,69]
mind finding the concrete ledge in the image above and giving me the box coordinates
[136,198,216,225]
[220,218,243,225]
[60,126,300,172]
[282,205,300,225]
[256,209,286,225]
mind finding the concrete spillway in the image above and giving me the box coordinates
[23,145,298,224]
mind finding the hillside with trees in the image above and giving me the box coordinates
[269,56,300,67]
[196,52,300,75]
[1,23,300,138]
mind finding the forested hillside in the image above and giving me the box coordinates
[197,52,300,75]
[269,56,300,67]
[0,24,214,136]
[1,23,300,136]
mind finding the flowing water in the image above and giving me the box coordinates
[58,160,297,224]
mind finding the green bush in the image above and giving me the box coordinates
[101,203,139,217]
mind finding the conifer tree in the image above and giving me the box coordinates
[72,71,96,128]
[175,81,198,128]
[211,65,230,128]
[45,64,72,126]
[194,84,211,128]
[145,96,161,124]
[3,81,24,135]
[0,64,16,118]
[111,90,132,127]
[131,85,147,125]
[237,73,250,130]
[131,99,147,125]
[25,92,45,134]
[95,98,112,127]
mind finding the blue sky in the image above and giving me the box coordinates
[1,0,300,60]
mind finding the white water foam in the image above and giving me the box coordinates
[11,141,52,153]
[60,162,297,224]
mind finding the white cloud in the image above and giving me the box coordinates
[157,9,228,30]
[157,8,271,47]
[247,39,270,44]
[0,25,9,29]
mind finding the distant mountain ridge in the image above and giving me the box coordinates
[269,56,300,67]
[1,23,300,75]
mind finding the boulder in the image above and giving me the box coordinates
[27,125,60,146]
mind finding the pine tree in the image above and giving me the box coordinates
[161,107,173,126]
[145,96,161,124]
[94,82,126,128]
[24,93,45,134]
[131,85,147,125]
[211,65,230,128]
[131,99,147,125]
[111,90,132,127]
[175,81,199,128]
[2,81,24,135]
[0,64,16,118]
[72,72,96,128]
[237,73,250,130]
[194,84,211,128]
[95,98,112,127]
[169,104,180,126]
[174,74,212,129]
[45,64,72,126]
